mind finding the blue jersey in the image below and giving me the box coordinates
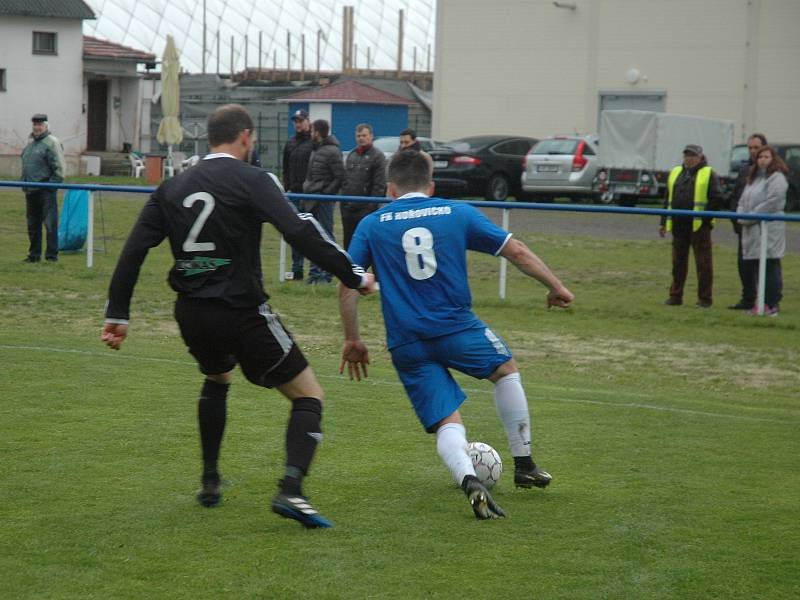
[348,194,512,349]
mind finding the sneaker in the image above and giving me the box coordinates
[728,301,753,310]
[271,493,332,528]
[514,464,552,489]
[461,475,506,520]
[664,297,682,306]
[747,306,764,316]
[695,301,712,309]
[196,478,222,507]
[22,256,40,263]
[765,306,779,317]
[291,272,304,282]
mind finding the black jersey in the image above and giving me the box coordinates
[105,154,364,321]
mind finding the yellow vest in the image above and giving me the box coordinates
[666,165,713,232]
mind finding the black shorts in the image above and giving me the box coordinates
[174,296,308,388]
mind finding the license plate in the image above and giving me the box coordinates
[433,160,448,169]
[537,164,558,173]
[614,185,636,194]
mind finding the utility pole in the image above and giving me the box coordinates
[397,9,404,76]
[202,0,207,73]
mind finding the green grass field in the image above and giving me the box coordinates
[1,189,798,599]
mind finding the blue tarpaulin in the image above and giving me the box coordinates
[58,189,89,251]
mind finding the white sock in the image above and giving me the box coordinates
[494,373,532,457]
[436,422,475,485]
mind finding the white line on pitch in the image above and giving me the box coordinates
[2,343,796,425]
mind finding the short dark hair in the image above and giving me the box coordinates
[207,104,254,146]
[748,133,768,146]
[356,123,373,134]
[313,119,330,139]
[388,150,432,194]
[399,128,417,139]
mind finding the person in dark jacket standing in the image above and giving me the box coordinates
[340,123,386,248]
[21,113,65,263]
[302,119,345,284]
[399,128,422,152]
[658,144,724,308]
[727,133,767,309]
[101,104,376,528]
[282,109,314,281]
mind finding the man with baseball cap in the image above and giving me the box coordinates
[21,113,65,262]
[659,144,724,307]
[282,109,313,280]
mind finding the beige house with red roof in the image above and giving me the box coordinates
[0,0,154,176]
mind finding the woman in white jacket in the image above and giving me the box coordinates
[737,145,789,316]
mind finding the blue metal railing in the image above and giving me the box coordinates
[3,180,796,313]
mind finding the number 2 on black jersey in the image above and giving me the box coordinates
[182,192,216,252]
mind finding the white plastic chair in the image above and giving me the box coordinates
[181,155,201,170]
[129,154,145,178]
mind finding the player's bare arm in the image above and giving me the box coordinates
[338,283,370,381]
[500,238,574,308]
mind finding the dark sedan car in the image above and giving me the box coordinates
[428,135,538,201]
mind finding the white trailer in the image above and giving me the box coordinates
[596,110,734,205]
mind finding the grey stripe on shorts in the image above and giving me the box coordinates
[258,304,293,355]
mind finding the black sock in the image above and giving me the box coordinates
[198,379,229,482]
[513,455,535,471]
[281,397,322,494]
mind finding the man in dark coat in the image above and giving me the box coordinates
[340,123,386,249]
[302,119,345,284]
[282,109,314,281]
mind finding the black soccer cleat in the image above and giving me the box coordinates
[462,475,506,520]
[514,464,552,489]
[196,478,222,507]
[271,493,333,529]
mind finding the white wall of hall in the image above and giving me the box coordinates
[432,0,800,143]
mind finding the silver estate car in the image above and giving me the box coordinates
[520,135,600,201]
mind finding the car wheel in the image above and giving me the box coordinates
[485,174,509,201]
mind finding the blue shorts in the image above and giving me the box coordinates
[390,323,513,431]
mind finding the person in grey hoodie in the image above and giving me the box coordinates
[737,145,789,316]
[21,113,65,262]
[302,119,345,283]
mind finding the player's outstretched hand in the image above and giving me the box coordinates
[358,272,378,296]
[546,285,574,309]
[340,339,370,381]
[101,322,129,350]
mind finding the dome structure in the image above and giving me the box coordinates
[83,0,436,73]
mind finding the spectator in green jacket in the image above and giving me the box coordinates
[21,113,65,262]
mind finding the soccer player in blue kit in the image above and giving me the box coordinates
[338,150,574,519]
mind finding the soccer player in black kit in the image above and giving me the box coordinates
[101,104,376,528]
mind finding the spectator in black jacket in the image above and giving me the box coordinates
[340,123,387,248]
[282,110,314,281]
[727,133,767,310]
[302,119,345,284]
[399,128,421,152]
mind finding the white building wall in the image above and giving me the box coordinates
[433,0,800,143]
[0,16,85,175]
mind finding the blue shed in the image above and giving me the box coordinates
[281,80,412,151]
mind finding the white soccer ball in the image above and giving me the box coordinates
[467,441,503,488]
